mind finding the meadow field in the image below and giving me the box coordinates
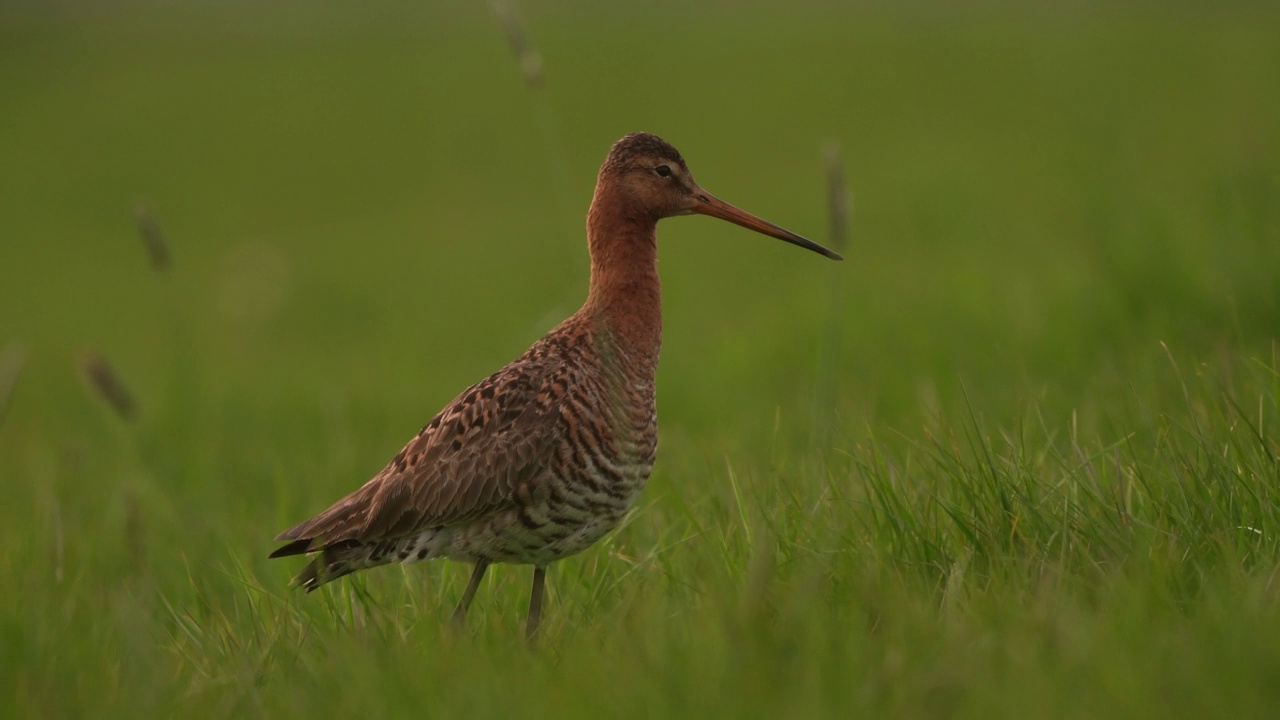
[2,1,1279,717]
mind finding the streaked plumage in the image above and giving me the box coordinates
[270,132,841,640]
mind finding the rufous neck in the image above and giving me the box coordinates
[581,185,663,370]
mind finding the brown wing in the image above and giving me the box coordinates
[270,356,563,556]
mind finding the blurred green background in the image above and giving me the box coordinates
[5,0,1278,421]
[3,1,1279,717]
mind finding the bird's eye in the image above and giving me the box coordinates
[654,165,672,177]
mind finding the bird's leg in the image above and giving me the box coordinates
[526,565,547,644]
[452,559,490,626]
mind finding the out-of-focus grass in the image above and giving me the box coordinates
[2,1,1279,718]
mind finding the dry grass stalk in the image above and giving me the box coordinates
[0,342,26,429]
[124,487,147,572]
[813,142,852,455]
[823,142,851,253]
[490,1,544,89]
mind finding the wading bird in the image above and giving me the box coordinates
[270,133,841,640]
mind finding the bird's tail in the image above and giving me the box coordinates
[270,536,427,591]
[278,540,364,591]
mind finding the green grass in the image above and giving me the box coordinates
[3,1,1280,717]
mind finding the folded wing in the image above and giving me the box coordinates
[270,360,561,558]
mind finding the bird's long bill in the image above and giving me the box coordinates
[692,189,843,261]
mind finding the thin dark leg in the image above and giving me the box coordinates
[452,559,490,625]
[526,565,547,644]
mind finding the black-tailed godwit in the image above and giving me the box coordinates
[270,132,841,640]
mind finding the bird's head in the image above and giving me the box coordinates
[596,132,842,260]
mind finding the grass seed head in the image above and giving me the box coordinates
[80,351,138,421]
[133,203,171,273]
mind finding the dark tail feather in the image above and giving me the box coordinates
[268,538,314,559]
[294,555,358,592]
[274,539,365,592]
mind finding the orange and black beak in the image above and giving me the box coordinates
[691,188,843,261]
